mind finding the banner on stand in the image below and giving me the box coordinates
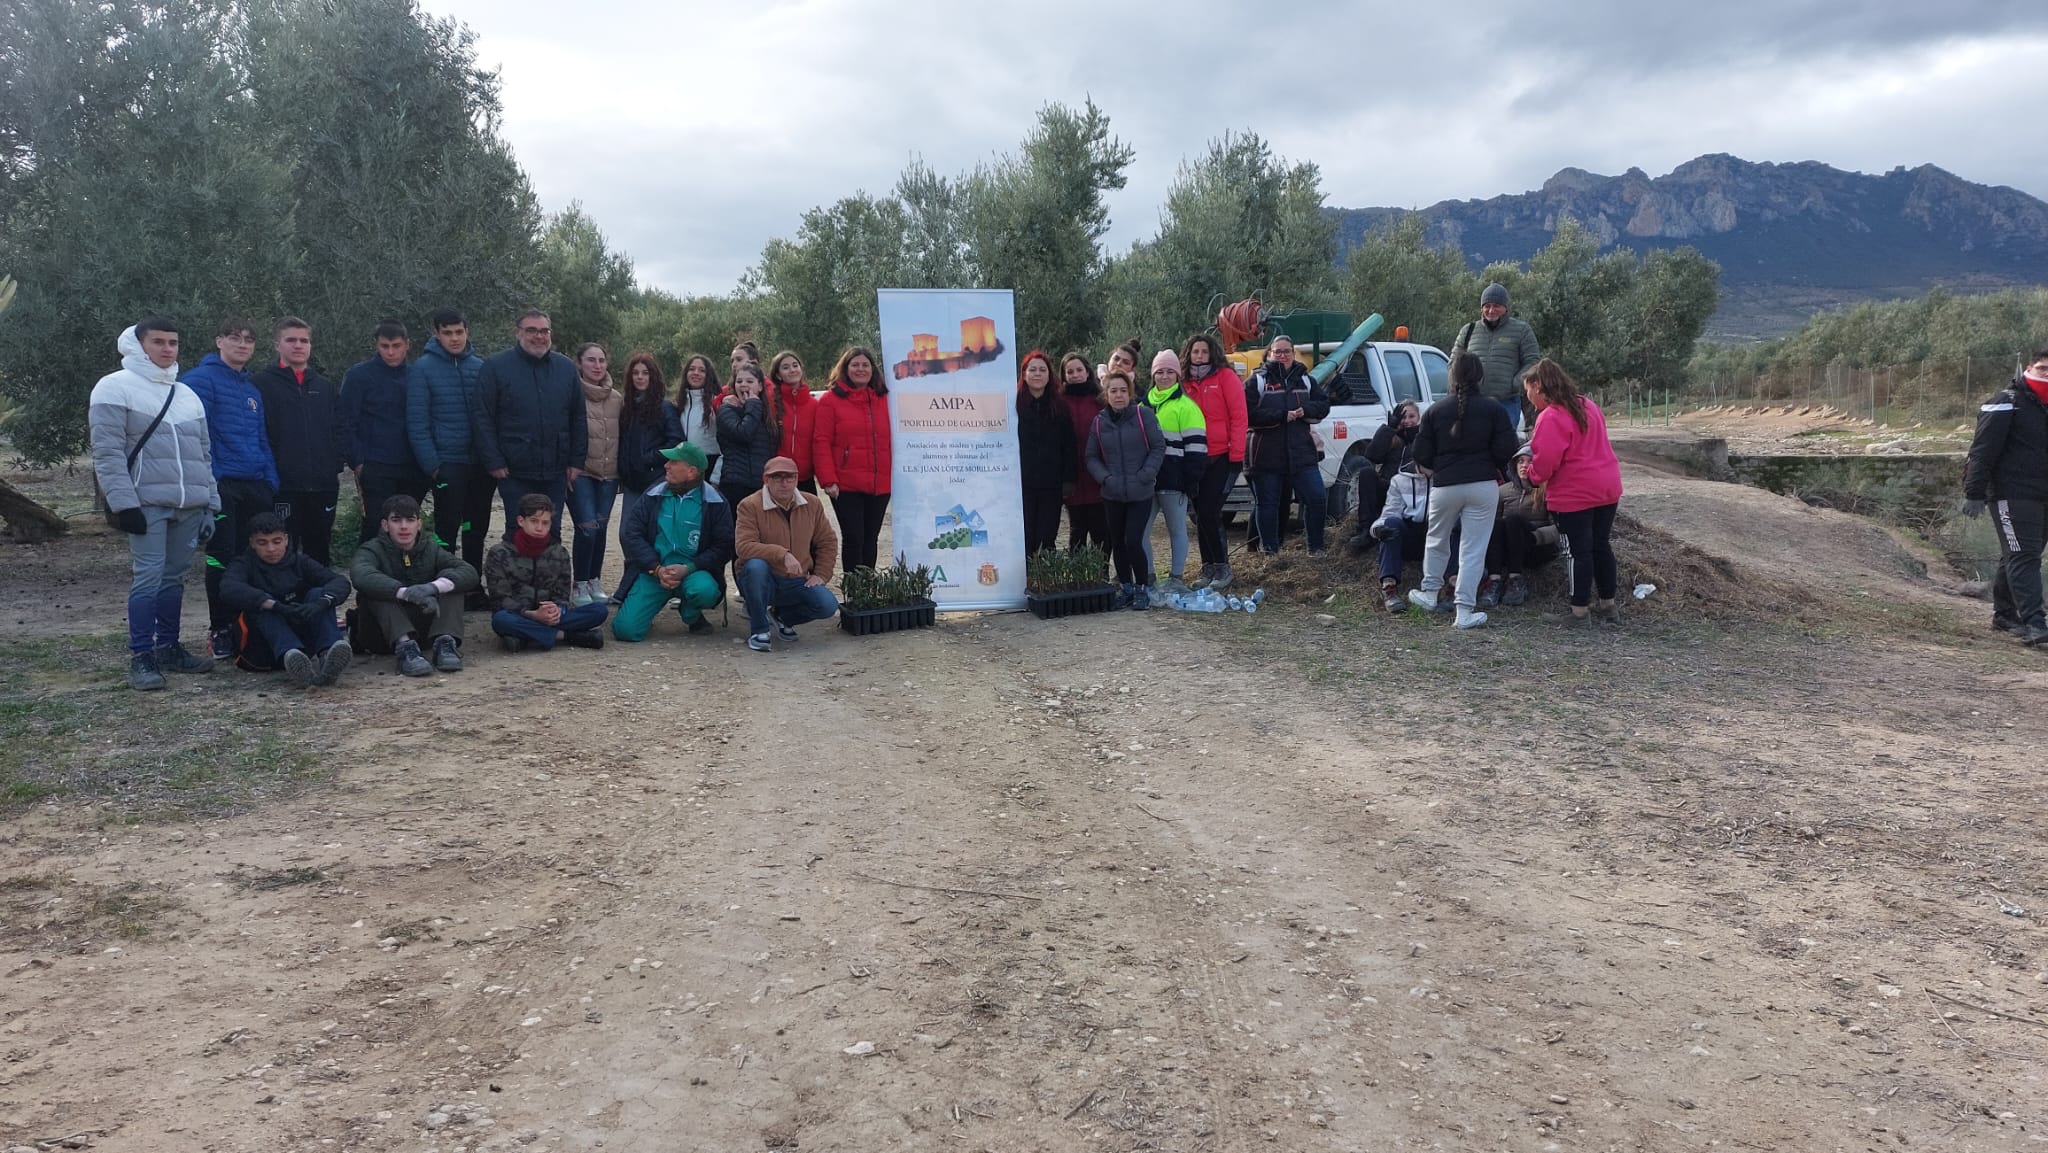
[877,288,1025,611]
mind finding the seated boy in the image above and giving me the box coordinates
[348,494,479,677]
[218,511,353,686]
[485,493,607,652]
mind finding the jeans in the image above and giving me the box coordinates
[429,464,497,575]
[1377,518,1430,583]
[1420,480,1497,608]
[245,606,343,665]
[832,490,890,574]
[1022,487,1064,556]
[1103,497,1153,586]
[496,474,567,543]
[1252,467,1327,553]
[356,463,430,544]
[1194,462,1240,566]
[127,505,210,654]
[612,569,724,641]
[1142,489,1191,580]
[492,603,609,650]
[205,477,276,631]
[736,558,841,636]
[568,475,620,582]
[1554,502,1621,607]
[1994,497,2048,627]
[275,488,338,565]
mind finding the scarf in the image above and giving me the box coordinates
[583,377,614,405]
[512,528,550,559]
[2026,368,2048,406]
[1188,362,1214,380]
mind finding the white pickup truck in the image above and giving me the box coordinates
[1222,339,1450,524]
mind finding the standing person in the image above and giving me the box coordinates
[1181,333,1246,591]
[1966,348,2048,642]
[407,308,493,603]
[618,352,684,532]
[675,353,721,485]
[218,511,354,686]
[1408,352,1518,629]
[472,308,586,542]
[813,346,893,573]
[715,362,777,508]
[341,320,428,546]
[734,456,843,652]
[766,350,818,492]
[1141,349,1209,593]
[1015,350,1075,557]
[91,318,220,689]
[567,343,623,606]
[182,316,280,661]
[1060,353,1109,556]
[1101,338,1141,388]
[728,339,762,387]
[1244,335,1332,556]
[252,316,347,565]
[1523,359,1624,622]
[485,493,607,652]
[1085,372,1166,610]
[612,443,732,641]
[1452,283,1543,430]
[349,494,477,676]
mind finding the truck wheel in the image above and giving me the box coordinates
[1330,450,1372,524]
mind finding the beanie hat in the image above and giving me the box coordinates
[659,442,708,471]
[1150,349,1181,376]
[1481,283,1510,308]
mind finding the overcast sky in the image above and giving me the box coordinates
[420,0,2048,297]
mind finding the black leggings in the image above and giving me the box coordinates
[1553,502,1618,607]
[1194,462,1239,565]
[1066,501,1108,554]
[1104,498,1153,586]
[833,490,891,573]
[1022,487,1064,556]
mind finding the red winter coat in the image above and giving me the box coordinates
[813,383,892,494]
[771,380,817,481]
[1182,364,1248,464]
[1063,388,1105,505]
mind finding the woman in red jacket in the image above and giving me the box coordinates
[813,346,893,572]
[1179,333,1248,589]
[765,350,818,491]
[1522,359,1624,622]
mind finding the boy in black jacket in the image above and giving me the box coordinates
[219,512,354,686]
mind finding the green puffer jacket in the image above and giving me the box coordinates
[1453,317,1543,404]
[484,535,573,612]
[349,533,479,601]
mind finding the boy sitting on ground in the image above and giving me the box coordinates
[485,493,607,652]
[218,511,353,686]
[349,494,478,677]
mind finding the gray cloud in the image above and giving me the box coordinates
[423,0,2048,296]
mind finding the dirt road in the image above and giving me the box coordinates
[4,464,2047,1153]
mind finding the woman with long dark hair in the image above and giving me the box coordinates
[1016,350,1075,556]
[1060,353,1109,556]
[675,353,720,484]
[1180,332,1246,590]
[766,349,819,492]
[715,362,777,507]
[1408,351,1517,629]
[618,352,683,537]
[1522,358,1623,621]
[813,346,893,572]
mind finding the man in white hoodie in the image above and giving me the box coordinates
[89,317,221,690]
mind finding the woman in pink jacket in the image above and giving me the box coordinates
[1522,359,1623,621]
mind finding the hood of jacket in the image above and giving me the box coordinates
[118,326,178,385]
[582,375,618,405]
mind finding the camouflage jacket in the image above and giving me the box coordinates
[483,535,573,613]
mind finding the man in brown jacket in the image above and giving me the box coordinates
[734,455,840,651]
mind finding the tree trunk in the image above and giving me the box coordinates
[0,476,72,542]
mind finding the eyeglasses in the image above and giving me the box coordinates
[519,326,552,336]
[765,471,798,480]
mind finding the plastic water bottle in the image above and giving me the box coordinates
[1244,600,1258,615]
[1227,595,1244,612]
[1249,588,1266,606]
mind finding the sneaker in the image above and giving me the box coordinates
[395,638,433,677]
[687,616,713,635]
[1477,575,1501,610]
[1188,565,1214,591]
[587,582,609,606]
[1133,585,1151,611]
[1209,564,1233,593]
[281,648,315,687]
[155,642,214,674]
[569,580,594,608]
[129,651,166,691]
[1159,577,1190,598]
[1454,606,1488,630]
[1381,582,1403,612]
[209,627,235,662]
[1114,583,1135,610]
[1307,548,1328,559]
[316,640,352,685]
[747,631,773,652]
[564,630,604,650]
[1501,574,1528,607]
[1408,588,1450,614]
[431,635,463,672]
[499,633,529,654]
[769,609,798,641]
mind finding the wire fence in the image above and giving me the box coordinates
[1686,355,2034,425]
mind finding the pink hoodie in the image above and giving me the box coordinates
[1525,398,1622,513]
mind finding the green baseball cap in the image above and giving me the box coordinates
[659,442,708,470]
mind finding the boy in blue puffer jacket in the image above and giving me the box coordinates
[407,309,493,605]
[181,316,281,661]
